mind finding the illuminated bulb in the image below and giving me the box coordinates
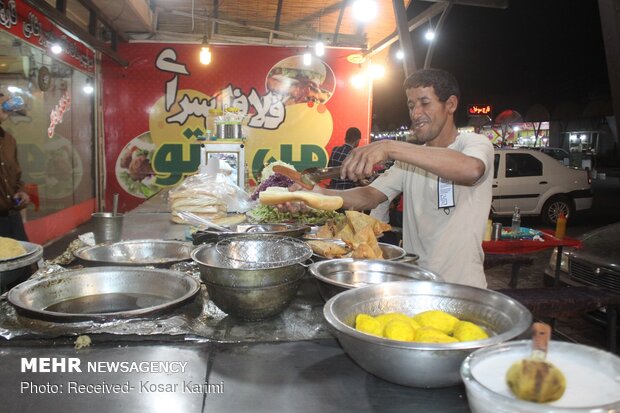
[350,73,366,88]
[513,126,520,131]
[7,86,20,93]
[303,51,311,66]
[368,64,385,79]
[425,29,435,41]
[352,0,378,22]
[315,41,325,57]
[396,50,404,60]
[83,81,94,95]
[199,46,212,65]
[51,44,62,54]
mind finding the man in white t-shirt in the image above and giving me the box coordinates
[287,69,493,287]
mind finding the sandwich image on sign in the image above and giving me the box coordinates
[266,55,335,105]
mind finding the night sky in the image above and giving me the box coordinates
[372,0,610,130]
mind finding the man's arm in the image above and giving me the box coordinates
[341,140,486,186]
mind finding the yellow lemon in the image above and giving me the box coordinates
[412,310,460,335]
[453,320,489,342]
[355,314,383,337]
[414,327,459,344]
[375,312,417,328]
[383,320,416,342]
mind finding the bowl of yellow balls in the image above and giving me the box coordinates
[323,281,532,388]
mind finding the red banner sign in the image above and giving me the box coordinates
[102,44,371,212]
[0,0,94,72]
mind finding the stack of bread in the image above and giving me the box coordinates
[169,189,228,224]
[307,210,391,259]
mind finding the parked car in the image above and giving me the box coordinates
[538,147,570,164]
[544,221,620,295]
[492,148,592,225]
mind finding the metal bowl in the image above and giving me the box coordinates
[7,266,201,322]
[74,239,194,267]
[204,277,304,320]
[310,240,418,262]
[309,259,441,301]
[0,241,43,293]
[323,281,532,388]
[461,340,620,412]
[191,236,310,320]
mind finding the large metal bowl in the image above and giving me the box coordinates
[7,266,201,322]
[323,281,532,388]
[74,239,194,267]
[310,240,418,263]
[309,259,441,301]
[191,236,311,320]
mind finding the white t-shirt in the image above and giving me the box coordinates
[370,133,494,288]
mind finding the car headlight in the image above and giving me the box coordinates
[548,248,570,273]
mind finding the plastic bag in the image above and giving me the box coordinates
[168,161,252,213]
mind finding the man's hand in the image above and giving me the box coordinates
[13,191,30,209]
[273,183,311,213]
[341,140,391,182]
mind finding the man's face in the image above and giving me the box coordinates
[406,86,455,145]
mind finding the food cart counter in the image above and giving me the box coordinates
[0,193,471,412]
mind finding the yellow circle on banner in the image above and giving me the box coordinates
[149,89,212,147]
[245,102,333,180]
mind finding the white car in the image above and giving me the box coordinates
[491,148,592,224]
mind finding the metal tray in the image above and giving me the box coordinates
[7,266,201,322]
[74,239,194,267]
[309,240,418,262]
[0,241,39,263]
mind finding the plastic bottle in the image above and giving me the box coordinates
[1,95,25,112]
[484,219,492,241]
[511,205,521,239]
[555,212,567,239]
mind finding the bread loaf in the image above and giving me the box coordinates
[259,187,343,211]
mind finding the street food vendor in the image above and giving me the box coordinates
[285,69,494,288]
[0,94,30,241]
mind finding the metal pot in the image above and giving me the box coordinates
[309,259,441,301]
[74,239,193,267]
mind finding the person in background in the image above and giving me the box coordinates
[327,127,362,189]
[283,69,494,288]
[0,94,30,241]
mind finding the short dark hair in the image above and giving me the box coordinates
[344,127,361,144]
[403,68,460,102]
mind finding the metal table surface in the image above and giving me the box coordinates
[0,195,473,412]
[0,339,470,412]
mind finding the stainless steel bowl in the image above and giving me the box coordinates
[311,241,418,263]
[309,259,441,301]
[7,266,201,322]
[74,239,194,267]
[191,236,310,320]
[204,277,303,320]
[323,281,532,388]
[193,223,310,244]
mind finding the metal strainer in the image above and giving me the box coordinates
[215,234,312,269]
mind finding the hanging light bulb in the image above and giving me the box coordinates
[51,43,62,54]
[199,36,212,65]
[395,50,404,60]
[425,29,435,41]
[303,50,312,66]
[315,41,325,57]
[83,78,94,95]
[352,0,378,22]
